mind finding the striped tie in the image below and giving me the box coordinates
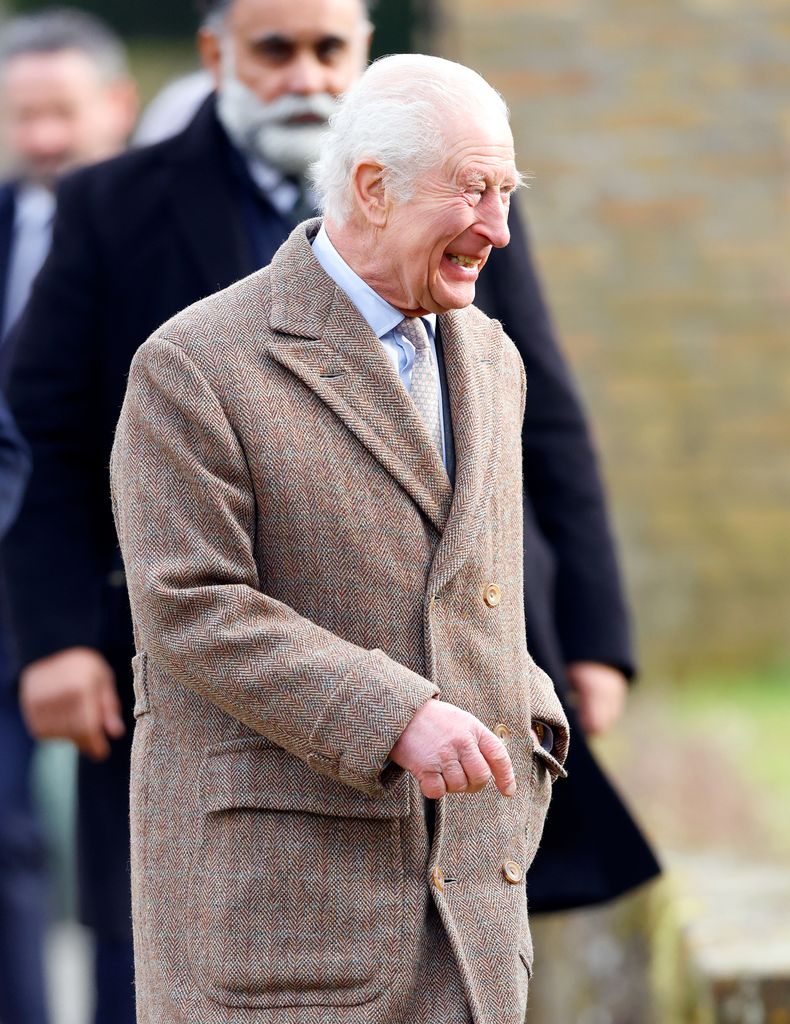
[398,316,442,457]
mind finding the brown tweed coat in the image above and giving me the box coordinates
[110,220,569,1024]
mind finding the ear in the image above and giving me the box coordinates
[197,28,223,90]
[107,78,140,142]
[352,160,389,228]
[361,23,374,63]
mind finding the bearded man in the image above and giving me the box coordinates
[111,52,569,1024]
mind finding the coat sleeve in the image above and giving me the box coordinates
[111,336,439,798]
[3,172,108,666]
[479,205,636,678]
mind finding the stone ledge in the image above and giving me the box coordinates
[670,851,790,1023]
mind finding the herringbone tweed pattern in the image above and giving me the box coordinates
[111,220,569,1024]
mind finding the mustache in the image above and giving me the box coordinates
[239,91,338,130]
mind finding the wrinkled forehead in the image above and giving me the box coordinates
[439,105,518,180]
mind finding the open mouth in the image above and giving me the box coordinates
[286,113,325,126]
[445,253,483,270]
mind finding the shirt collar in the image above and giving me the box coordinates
[14,183,55,230]
[312,223,437,339]
[240,155,299,218]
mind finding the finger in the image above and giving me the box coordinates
[419,771,448,800]
[75,729,111,761]
[99,677,126,739]
[458,747,491,793]
[19,690,51,738]
[477,729,516,797]
[20,704,53,740]
[441,758,469,794]
[73,688,111,761]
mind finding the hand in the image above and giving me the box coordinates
[389,699,516,800]
[20,646,126,760]
[565,661,628,736]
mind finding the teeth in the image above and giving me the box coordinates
[447,254,479,269]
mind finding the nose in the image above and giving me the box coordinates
[284,52,331,96]
[477,192,511,249]
[27,115,71,159]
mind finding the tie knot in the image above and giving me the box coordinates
[398,316,429,352]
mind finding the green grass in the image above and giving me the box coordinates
[668,666,790,799]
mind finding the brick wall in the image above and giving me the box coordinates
[433,0,790,675]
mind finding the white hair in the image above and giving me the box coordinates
[310,54,512,225]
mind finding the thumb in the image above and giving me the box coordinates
[477,727,516,797]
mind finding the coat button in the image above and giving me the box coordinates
[533,721,546,748]
[493,723,512,746]
[502,860,523,885]
[483,583,502,607]
[431,865,445,892]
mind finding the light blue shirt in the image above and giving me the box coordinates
[312,224,447,468]
[2,184,55,341]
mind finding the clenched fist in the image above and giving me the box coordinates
[20,646,125,760]
[389,699,516,799]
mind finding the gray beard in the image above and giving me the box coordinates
[216,75,337,177]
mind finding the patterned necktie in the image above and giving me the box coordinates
[398,316,443,457]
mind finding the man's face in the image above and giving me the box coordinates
[202,0,370,173]
[0,50,135,189]
[214,0,369,103]
[368,110,518,317]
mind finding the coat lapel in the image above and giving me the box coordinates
[427,305,503,598]
[0,183,16,336]
[165,97,250,293]
[266,222,453,534]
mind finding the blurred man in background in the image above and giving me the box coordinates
[4,0,658,1017]
[0,9,137,1023]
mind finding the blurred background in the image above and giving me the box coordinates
[1,0,788,1022]
[444,3,790,1019]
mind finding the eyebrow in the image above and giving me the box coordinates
[249,32,348,49]
[460,169,521,190]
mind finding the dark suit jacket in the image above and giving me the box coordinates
[0,187,32,693]
[4,97,658,925]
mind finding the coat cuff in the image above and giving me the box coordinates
[307,649,438,798]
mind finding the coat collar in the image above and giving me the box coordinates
[266,220,504,591]
[163,95,251,292]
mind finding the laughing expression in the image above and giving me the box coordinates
[367,109,520,317]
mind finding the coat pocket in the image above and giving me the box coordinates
[524,740,556,869]
[532,742,568,781]
[187,737,408,1009]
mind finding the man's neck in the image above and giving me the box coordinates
[324,217,431,320]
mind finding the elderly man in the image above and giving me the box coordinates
[6,2,656,1014]
[111,54,569,1023]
